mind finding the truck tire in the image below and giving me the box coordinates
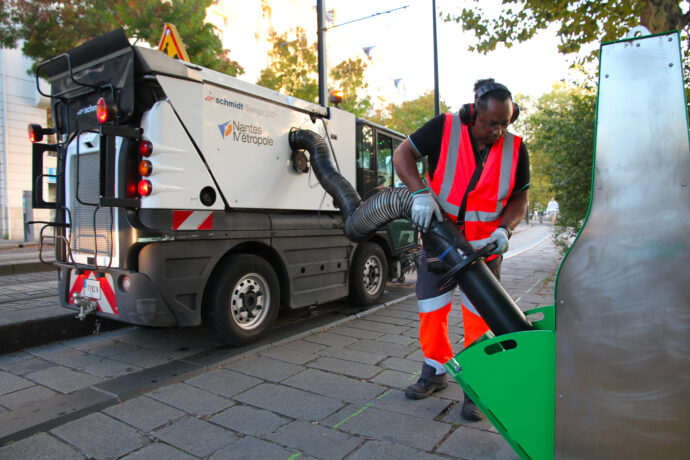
[206,254,280,346]
[349,242,388,307]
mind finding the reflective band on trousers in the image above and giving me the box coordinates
[417,290,454,314]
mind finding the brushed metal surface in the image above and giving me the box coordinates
[554,32,690,458]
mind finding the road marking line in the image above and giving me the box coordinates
[504,231,550,260]
[333,402,372,428]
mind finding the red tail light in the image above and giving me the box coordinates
[138,179,152,196]
[96,97,110,123]
[138,140,153,157]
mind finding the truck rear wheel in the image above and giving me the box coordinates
[349,242,388,307]
[206,254,280,346]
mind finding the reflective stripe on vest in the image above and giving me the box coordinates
[428,112,520,242]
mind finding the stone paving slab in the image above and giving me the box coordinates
[347,440,448,460]
[208,436,307,460]
[282,368,384,404]
[324,405,452,451]
[50,413,148,459]
[235,382,345,421]
[267,420,363,458]
[209,404,290,436]
[103,395,186,432]
[152,416,237,458]
[122,442,195,460]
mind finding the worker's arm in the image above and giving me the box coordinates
[393,137,442,231]
[393,138,425,192]
[501,189,529,231]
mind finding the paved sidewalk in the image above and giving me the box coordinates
[0,225,563,459]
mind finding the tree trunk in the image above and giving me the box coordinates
[641,0,686,33]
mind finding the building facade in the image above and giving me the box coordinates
[0,46,50,241]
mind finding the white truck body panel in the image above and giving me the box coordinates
[139,100,224,210]
[156,74,356,211]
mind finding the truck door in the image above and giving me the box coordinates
[375,132,416,250]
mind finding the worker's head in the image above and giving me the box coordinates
[460,79,519,146]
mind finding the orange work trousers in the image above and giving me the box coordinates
[416,248,501,372]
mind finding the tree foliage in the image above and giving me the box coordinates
[257,27,318,103]
[368,90,451,135]
[443,0,690,64]
[331,57,370,117]
[256,27,370,117]
[0,0,243,75]
[522,85,596,251]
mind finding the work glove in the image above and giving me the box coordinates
[471,226,510,256]
[411,191,443,232]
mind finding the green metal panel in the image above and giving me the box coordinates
[445,306,555,460]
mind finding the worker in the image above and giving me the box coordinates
[393,79,530,421]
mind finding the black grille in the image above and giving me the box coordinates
[69,151,114,256]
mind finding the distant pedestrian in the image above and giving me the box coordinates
[546,197,559,225]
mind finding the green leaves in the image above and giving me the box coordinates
[256,27,371,117]
[522,85,596,252]
[257,27,319,103]
[368,90,451,135]
[0,0,243,76]
[442,0,683,67]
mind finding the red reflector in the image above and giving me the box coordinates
[96,97,109,123]
[138,160,152,176]
[126,181,137,198]
[138,179,152,196]
[138,140,153,157]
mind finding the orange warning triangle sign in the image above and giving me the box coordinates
[157,23,191,62]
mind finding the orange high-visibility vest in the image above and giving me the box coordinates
[428,113,521,250]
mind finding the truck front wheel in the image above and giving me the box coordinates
[206,254,280,346]
[349,242,388,307]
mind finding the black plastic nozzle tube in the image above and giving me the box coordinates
[424,219,533,335]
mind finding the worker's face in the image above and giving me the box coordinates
[472,98,513,146]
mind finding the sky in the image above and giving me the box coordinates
[211,0,593,113]
[322,0,583,111]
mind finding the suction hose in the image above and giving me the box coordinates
[288,128,532,335]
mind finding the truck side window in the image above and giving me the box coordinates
[356,125,376,197]
[357,125,373,169]
[377,133,393,187]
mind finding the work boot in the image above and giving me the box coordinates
[461,393,483,421]
[405,363,448,400]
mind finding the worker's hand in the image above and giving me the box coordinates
[411,192,443,232]
[486,226,510,255]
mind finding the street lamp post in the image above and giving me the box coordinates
[317,0,328,107]
[432,0,440,117]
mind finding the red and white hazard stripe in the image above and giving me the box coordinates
[68,271,118,315]
[172,210,213,230]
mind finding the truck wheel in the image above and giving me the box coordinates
[349,242,388,307]
[206,254,280,346]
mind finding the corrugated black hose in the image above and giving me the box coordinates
[288,128,413,242]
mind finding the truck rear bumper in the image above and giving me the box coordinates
[58,265,177,327]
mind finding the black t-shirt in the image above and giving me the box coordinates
[408,114,530,192]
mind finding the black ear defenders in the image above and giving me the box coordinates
[459,82,520,126]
